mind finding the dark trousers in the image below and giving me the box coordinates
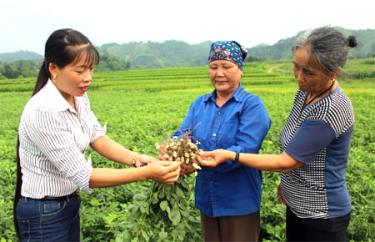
[201,212,260,242]
[286,207,351,242]
[16,193,80,242]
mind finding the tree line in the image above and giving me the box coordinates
[0,52,131,79]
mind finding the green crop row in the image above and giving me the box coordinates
[0,60,374,241]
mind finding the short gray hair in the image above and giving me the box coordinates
[293,26,357,75]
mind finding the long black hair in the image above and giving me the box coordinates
[14,28,99,238]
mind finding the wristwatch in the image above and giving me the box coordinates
[234,152,240,162]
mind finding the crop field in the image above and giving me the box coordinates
[0,59,374,241]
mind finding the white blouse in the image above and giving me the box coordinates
[18,79,106,198]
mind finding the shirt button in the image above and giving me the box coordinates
[213,133,216,137]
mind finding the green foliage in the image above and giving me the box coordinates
[0,54,132,79]
[0,60,40,79]
[111,177,201,242]
[96,51,131,72]
[0,59,374,241]
[340,58,375,81]
[100,40,211,69]
[2,28,375,72]
[248,28,375,60]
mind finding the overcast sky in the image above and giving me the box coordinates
[1,0,374,54]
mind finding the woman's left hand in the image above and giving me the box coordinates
[133,154,158,168]
[197,149,231,167]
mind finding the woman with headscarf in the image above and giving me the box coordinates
[173,41,271,241]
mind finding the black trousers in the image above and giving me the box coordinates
[286,207,351,242]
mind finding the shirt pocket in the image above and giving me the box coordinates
[219,119,239,147]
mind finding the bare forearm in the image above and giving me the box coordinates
[89,167,149,188]
[91,135,138,166]
[225,151,302,172]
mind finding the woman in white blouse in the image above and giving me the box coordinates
[14,28,180,242]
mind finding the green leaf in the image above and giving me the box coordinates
[176,186,185,197]
[168,204,181,225]
[159,200,169,211]
[90,198,101,207]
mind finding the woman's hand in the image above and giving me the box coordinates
[133,154,158,168]
[157,142,169,160]
[145,160,181,184]
[158,142,197,176]
[197,149,233,167]
[180,163,196,175]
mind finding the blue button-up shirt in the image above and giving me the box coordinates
[174,84,271,217]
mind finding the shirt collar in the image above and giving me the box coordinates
[42,79,76,113]
[203,84,246,102]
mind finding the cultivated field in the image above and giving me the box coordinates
[0,59,374,241]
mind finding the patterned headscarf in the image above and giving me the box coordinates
[208,41,248,70]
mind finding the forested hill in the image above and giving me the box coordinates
[0,50,42,62]
[248,28,375,60]
[92,28,375,68]
[1,28,374,74]
[100,40,212,68]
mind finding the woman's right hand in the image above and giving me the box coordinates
[197,149,231,167]
[145,160,181,184]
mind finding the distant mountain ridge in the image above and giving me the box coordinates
[99,40,212,68]
[1,28,374,68]
[0,50,43,63]
[248,28,375,60]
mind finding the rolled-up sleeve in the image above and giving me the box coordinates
[28,110,93,193]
